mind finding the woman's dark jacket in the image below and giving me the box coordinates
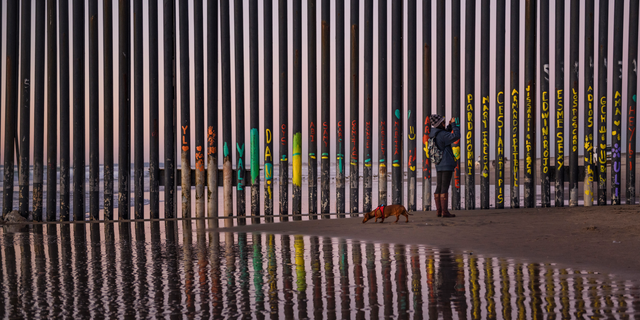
[429,124,461,172]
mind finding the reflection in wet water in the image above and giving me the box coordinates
[1,222,639,319]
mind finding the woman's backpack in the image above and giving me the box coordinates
[427,132,444,165]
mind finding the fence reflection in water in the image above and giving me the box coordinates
[0,222,638,318]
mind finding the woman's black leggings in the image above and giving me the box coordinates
[435,170,453,194]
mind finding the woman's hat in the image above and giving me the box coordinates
[431,114,445,128]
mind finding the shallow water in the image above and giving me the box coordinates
[1,220,639,319]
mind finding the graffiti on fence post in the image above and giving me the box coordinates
[540,0,550,208]
[379,0,388,208]
[570,85,579,207]
[525,84,534,207]
[391,1,404,204]
[510,0,519,209]
[363,0,373,211]
[194,0,205,218]
[408,0,417,212]
[611,0,622,205]
[626,0,639,205]
[422,1,431,211]
[363,0,373,213]
[264,0,273,221]
[497,91,505,207]
[495,0,505,209]
[480,0,489,210]
[555,0,564,207]
[583,0,595,207]
[466,0,475,210]
[466,93,475,210]
[524,0,537,209]
[321,0,331,216]
[293,0,302,219]
[279,0,288,220]
[541,89,550,207]
[597,0,608,205]
[308,0,318,218]
[350,0,360,216]
[336,0,345,217]
[569,0,579,207]
[179,0,191,218]
[250,0,260,222]
[481,96,490,209]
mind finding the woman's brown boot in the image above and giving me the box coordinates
[434,193,442,217]
[440,193,456,217]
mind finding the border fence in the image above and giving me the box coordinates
[0,0,639,224]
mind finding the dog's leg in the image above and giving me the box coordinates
[394,214,400,223]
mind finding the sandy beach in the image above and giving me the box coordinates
[222,205,640,280]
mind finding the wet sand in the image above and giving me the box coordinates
[223,205,640,279]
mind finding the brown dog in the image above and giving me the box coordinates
[362,204,411,224]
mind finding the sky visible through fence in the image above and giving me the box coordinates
[0,0,637,166]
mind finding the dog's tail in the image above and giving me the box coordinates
[405,208,413,215]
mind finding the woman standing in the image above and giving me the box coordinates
[429,115,460,217]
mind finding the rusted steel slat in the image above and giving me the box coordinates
[47,0,58,221]
[149,0,160,218]
[524,0,537,208]
[554,0,564,207]
[235,0,246,224]
[423,0,432,211]
[250,0,260,223]
[597,0,608,205]
[278,0,288,221]
[293,0,302,219]
[350,0,360,216]
[391,0,403,205]
[195,0,205,218]
[584,0,595,207]
[264,0,274,221]
[308,0,318,218]
[163,0,176,218]
[118,0,131,219]
[18,0,32,218]
[336,0,345,217]
[466,0,476,210]
[480,0,490,209]
[407,0,416,212]
[89,0,99,219]
[363,0,373,213]
[626,0,639,205]
[540,0,550,207]
[134,0,144,219]
[379,0,388,208]
[34,0,46,221]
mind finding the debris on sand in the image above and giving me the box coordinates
[585,226,598,231]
